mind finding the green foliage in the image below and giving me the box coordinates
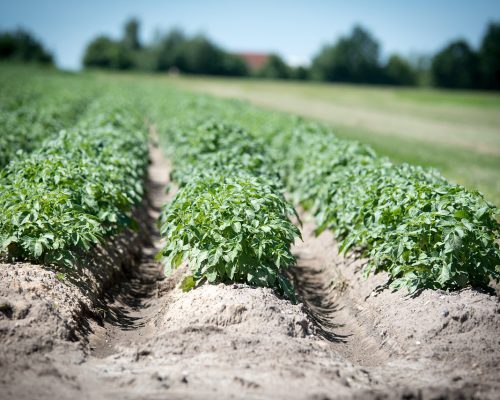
[82,21,248,76]
[123,18,142,51]
[150,29,186,71]
[150,90,500,293]
[258,54,290,80]
[384,54,417,86]
[290,66,309,80]
[0,28,53,64]
[155,113,300,299]
[311,25,384,83]
[479,22,500,90]
[165,120,280,187]
[431,40,479,89]
[82,36,134,70]
[0,74,93,167]
[159,174,300,299]
[0,97,148,266]
[274,122,500,291]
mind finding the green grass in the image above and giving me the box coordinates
[168,76,500,205]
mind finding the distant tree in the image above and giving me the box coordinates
[291,65,309,80]
[479,22,500,90]
[82,36,132,70]
[173,35,247,76]
[221,53,249,76]
[179,36,225,74]
[384,54,417,86]
[0,29,53,64]
[81,18,248,76]
[408,54,433,86]
[152,29,187,71]
[258,54,290,79]
[123,18,141,50]
[431,40,479,89]
[311,25,383,83]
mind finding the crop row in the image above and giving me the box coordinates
[273,124,499,291]
[0,95,149,267]
[156,120,300,299]
[0,71,95,167]
[151,94,499,292]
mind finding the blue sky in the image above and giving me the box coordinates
[1,0,499,69]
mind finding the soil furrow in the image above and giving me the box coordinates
[291,213,390,366]
[87,141,173,359]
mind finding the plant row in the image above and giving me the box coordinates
[0,95,149,267]
[156,119,300,299]
[273,123,499,291]
[0,71,95,167]
[152,94,499,292]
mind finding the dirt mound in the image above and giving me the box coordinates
[73,282,376,400]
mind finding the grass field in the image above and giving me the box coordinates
[168,76,500,205]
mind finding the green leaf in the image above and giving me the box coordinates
[34,241,43,258]
[180,275,196,292]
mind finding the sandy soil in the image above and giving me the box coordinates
[0,143,499,400]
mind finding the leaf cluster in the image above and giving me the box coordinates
[159,174,300,298]
[165,120,281,187]
[157,119,300,299]
[0,72,94,167]
[0,96,149,266]
[275,123,500,291]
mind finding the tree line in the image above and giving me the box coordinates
[1,20,499,90]
[82,19,248,76]
[0,29,53,65]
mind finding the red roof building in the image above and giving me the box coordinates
[236,52,269,71]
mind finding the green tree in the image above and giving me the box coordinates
[151,29,186,71]
[384,54,417,86]
[179,36,224,74]
[431,40,479,89]
[0,29,53,64]
[123,18,141,50]
[82,36,132,70]
[81,18,248,76]
[221,53,248,76]
[177,35,247,76]
[311,25,383,83]
[258,54,290,79]
[479,22,500,90]
[291,65,309,80]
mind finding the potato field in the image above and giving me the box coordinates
[1,66,499,400]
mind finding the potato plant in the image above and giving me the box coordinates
[0,96,149,266]
[164,120,280,187]
[275,122,500,291]
[159,173,300,299]
[155,118,300,299]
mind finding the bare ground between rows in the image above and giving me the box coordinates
[1,141,499,399]
[291,212,500,398]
